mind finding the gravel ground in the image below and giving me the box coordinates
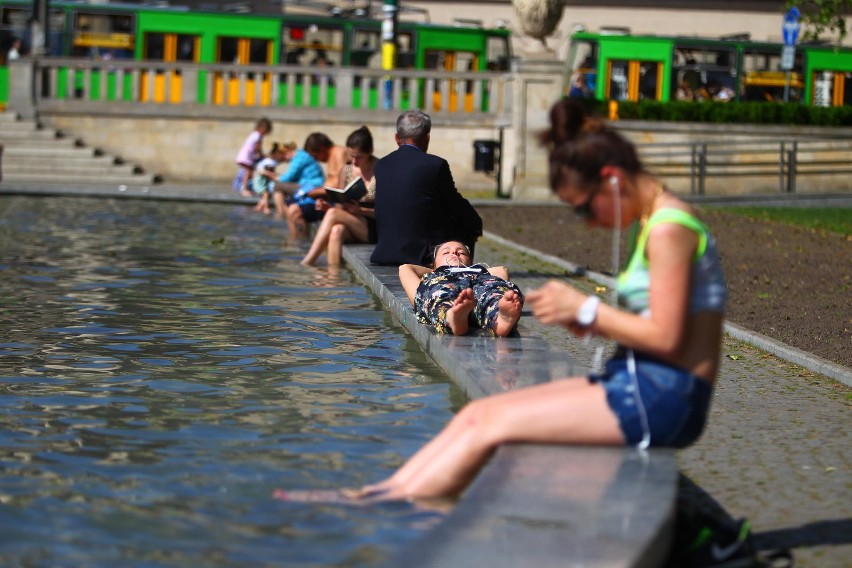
[476,205,851,369]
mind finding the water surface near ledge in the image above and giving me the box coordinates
[0,196,459,567]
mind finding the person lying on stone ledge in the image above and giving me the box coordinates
[399,240,524,337]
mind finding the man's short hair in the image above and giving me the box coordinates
[304,132,334,153]
[396,110,431,143]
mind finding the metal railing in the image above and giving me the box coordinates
[640,138,852,194]
[26,57,512,120]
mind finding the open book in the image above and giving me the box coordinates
[324,176,367,204]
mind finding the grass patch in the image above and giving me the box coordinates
[710,207,852,236]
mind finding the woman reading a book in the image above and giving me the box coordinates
[301,126,378,266]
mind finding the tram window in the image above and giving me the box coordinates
[144,33,166,61]
[607,59,661,101]
[424,51,442,70]
[144,33,198,63]
[176,35,196,62]
[282,25,343,67]
[845,73,852,106]
[248,39,270,64]
[486,36,509,71]
[567,40,598,93]
[608,60,630,101]
[743,49,801,74]
[351,29,380,68]
[638,62,656,100]
[812,71,851,107]
[742,48,803,102]
[397,33,414,68]
[219,37,239,64]
[71,12,135,58]
[671,45,737,101]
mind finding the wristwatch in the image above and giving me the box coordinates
[576,295,600,327]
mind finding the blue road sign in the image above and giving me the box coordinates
[783,7,801,46]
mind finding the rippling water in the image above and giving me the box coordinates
[0,196,458,567]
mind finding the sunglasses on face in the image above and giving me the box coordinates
[573,191,596,221]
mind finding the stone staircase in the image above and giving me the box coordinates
[0,111,162,186]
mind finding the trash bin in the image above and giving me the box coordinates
[473,139,498,172]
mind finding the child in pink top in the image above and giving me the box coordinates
[233,118,272,197]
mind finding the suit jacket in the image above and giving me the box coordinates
[370,145,483,266]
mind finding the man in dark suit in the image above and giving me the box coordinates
[370,110,483,266]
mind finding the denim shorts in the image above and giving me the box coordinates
[589,353,712,448]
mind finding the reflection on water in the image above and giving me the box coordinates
[0,197,455,567]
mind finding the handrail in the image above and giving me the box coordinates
[639,137,852,194]
[27,57,513,121]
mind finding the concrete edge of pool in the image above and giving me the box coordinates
[342,244,678,568]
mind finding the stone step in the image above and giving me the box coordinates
[5,160,142,177]
[5,171,161,185]
[0,127,69,140]
[3,143,102,157]
[1,110,163,186]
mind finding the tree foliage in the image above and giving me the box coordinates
[786,0,851,44]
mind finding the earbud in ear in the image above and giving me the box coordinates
[609,176,618,188]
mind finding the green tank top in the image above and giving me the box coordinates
[617,208,727,316]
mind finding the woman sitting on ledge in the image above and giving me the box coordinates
[399,240,524,337]
[301,126,378,266]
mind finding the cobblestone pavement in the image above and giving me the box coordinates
[476,237,852,568]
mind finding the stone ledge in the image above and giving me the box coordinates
[342,244,678,568]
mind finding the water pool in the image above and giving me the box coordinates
[0,196,459,567]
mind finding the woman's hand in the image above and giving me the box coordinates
[526,280,588,328]
[315,199,332,212]
[340,201,361,215]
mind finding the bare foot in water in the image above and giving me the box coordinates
[494,290,523,337]
[445,288,475,335]
[273,484,394,504]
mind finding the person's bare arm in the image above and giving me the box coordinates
[399,264,432,304]
[274,182,300,196]
[489,266,509,281]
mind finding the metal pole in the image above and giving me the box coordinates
[690,144,697,195]
[381,0,398,110]
[787,141,798,193]
[784,71,790,103]
[496,126,507,198]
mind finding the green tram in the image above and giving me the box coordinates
[566,29,852,107]
[0,0,511,109]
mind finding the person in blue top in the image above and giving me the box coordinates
[270,132,334,240]
[346,98,727,501]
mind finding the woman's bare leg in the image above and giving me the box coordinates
[301,208,369,266]
[360,378,623,500]
[301,209,339,265]
[287,203,309,240]
[326,224,351,266]
[272,191,287,221]
[254,192,270,214]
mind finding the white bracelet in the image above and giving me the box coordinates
[576,295,600,327]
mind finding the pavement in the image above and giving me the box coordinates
[2,181,850,567]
